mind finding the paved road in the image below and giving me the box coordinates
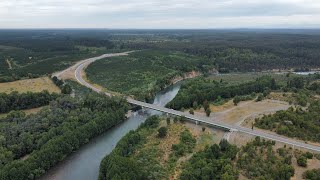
[71,52,320,153]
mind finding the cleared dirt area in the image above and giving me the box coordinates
[0,77,60,93]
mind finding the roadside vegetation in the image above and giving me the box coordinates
[255,101,320,143]
[252,74,320,143]
[237,137,294,179]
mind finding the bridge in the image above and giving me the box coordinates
[68,52,320,152]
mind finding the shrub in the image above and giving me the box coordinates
[158,127,168,138]
[206,108,211,117]
[189,108,194,115]
[297,155,307,167]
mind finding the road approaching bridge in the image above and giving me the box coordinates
[68,52,320,153]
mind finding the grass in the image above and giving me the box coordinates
[0,77,60,93]
[195,132,214,151]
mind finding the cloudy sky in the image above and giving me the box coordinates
[1,0,320,28]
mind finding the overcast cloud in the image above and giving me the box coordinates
[1,0,320,28]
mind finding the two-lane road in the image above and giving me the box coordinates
[68,52,320,153]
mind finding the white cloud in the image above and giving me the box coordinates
[0,0,320,28]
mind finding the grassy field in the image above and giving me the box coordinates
[86,50,209,100]
[0,77,60,93]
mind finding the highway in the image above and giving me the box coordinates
[68,52,320,153]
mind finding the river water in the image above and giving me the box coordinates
[40,82,182,180]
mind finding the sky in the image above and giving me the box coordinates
[1,0,320,29]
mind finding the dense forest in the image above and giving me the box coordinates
[0,93,128,180]
[120,30,320,72]
[167,76,277,110]
[255,101,320,143]
[0,91,59,113]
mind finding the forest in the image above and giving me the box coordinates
[2,29,320,85]
[120,30,320,72]
[0,93,128,180]
[1,29,320,179]
[167,76,277,110]
[0,90,59,113]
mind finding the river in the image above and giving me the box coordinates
[40,82,182,180]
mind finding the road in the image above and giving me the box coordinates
[66,52,320,153]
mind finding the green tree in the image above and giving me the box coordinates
[158,127,168,138]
